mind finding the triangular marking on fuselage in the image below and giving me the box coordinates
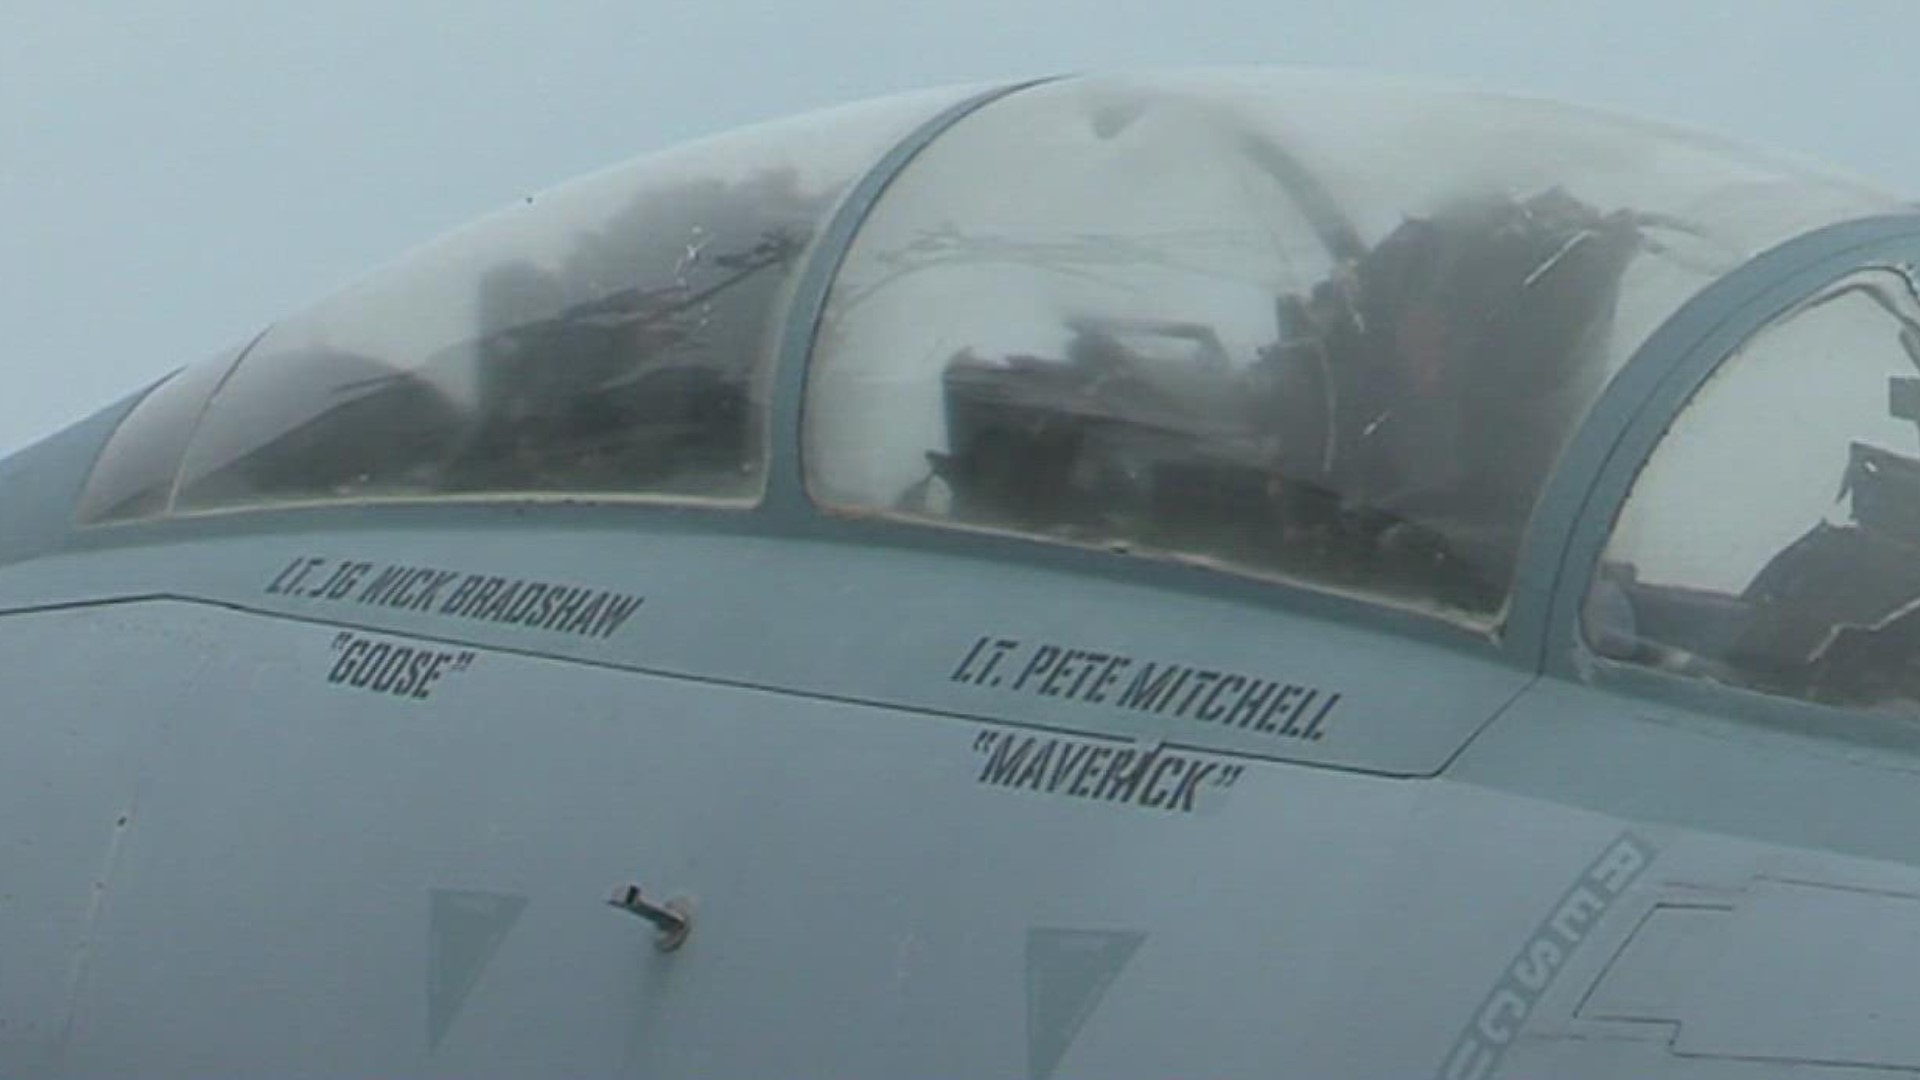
[1025,928,1146,1080]
[428,889,529,1050]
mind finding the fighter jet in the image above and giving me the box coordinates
[4,69,1920,1079]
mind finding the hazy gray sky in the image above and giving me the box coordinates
[2,0,1912,454]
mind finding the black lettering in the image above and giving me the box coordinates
[397,567,445,609]
[1015,740,1056,789]
[531,585,563,628]
[351,644,392,688]
[1069,747,1110,797]
[1141,757,1185,808]
[1064,652,1109,700]
[394,648,426,694]
[405,650,436,696]
[412,653,453,699]
[1085,656,1130,704]
[1048,742,1093,791]
[329,640,369,683]
[273,556,327,595]
[1229,680,1279,729]
[408,651,442,696]
[463,576,508,617]
[1196,674,1244,722]
[1014,645,1062,692]
[1154,668,1192,715]
[311,564,348,598]
[1039,649,1083,697]
[1301,692,1339,741]
[295,558,327,593]
[1111,748,1159,803]
[389,568,434,609]
[387,651,421,696]
[266,557,307,595]
[500,583,547,625]
[479,580,525,622]
[1093,749,1138,800]
[978,639,1019,683]
[1173,762,1218,812]
[542,587,589,631]
[1117,663,1179,712]
[564,593,609,636]
[317,561,372,600]
[412,569,461,612]
[1173,670,1221,718]
[1259,684,1303,732]
[441,575,486,616]
[376,647,415,693]
[324,633,469,700]
[1279,689,1319,737]
[594,594,644,638]
[357,564,411,605]
[979,735,1032,785]
[951,636,989,683]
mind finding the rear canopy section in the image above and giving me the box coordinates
[803,72,1895,627]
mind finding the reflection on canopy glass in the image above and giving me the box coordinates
[76,87,972,522]
[1589,267,1920,712]
[806,72,1895,627]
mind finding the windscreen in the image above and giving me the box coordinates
[77,86,976,522]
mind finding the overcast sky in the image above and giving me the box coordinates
[2,0,1912,455]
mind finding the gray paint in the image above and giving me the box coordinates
[0,392,138,569]
[1588,882,1920,1069]
[12,77,1920,1079]
[0,524,1530,776]
[8,592,1920,1075]
[1024,929,1145,1080]
[428,890,528,1050]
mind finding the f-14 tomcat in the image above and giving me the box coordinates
[5,69,1920,1079]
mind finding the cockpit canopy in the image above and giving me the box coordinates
[76,71,1902,631]
[77,85,973,523]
